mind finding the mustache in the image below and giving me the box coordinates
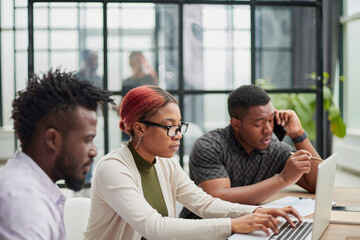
[84,158,94,167]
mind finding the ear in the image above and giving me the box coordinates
[230,117,241,131]
[44,128,62,154]
[132,122,146,137]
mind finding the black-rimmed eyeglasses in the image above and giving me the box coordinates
[140,121,189,137]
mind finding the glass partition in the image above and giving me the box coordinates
[107,3,179,92]
[183,4,251,90]
[183,94,229,173]
[33,2,105,170]
[0,0,324,177]
[33,2,103,88]
[255,6,317,89]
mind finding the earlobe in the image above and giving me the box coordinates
[44,128,62,153]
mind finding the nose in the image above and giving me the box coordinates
[172,129,183,140]
[90,144,98,157]
[264,121,273,134]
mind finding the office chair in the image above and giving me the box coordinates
[63,197,91,240]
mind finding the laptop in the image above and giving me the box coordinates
[228,153,338,240]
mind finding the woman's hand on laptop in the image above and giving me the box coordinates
[254,206,303,228]
[231,212,280,236]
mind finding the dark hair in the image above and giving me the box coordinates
[82,49,91,61]
[12,68,114,151]
[228,84,270,120]
[129,51,143,68]
[119,85,178,137]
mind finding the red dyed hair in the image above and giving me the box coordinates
[119,85,178,137]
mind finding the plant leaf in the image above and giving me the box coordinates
[330,115,346,138]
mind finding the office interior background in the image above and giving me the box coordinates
[0,0,360,195]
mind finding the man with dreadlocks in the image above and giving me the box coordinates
[0,68,113,240]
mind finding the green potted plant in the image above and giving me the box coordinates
[256,73,346,141]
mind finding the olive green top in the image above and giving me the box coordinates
[128,143,169,240]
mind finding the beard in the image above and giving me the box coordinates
[65,176,85,191]
[54,147,93,191]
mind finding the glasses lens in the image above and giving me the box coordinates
[167,123,188,137]
[180,123,188,135]
[168,126,178,137]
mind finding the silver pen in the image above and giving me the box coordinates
[290,152,323,161]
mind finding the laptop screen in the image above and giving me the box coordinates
[310,153,337,240]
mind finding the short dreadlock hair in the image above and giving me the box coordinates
[12,68,114,151]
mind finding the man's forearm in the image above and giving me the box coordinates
[294,137,321,159]
[205,175,290,205]
[294,138,320,192]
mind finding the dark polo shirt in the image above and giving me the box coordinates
[180,125,293,219]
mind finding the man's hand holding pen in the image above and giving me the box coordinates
[278,150,315,186]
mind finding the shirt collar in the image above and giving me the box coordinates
[13,150,66,207]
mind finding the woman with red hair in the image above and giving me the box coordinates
[85,85,301,240]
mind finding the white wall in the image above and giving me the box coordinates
[333,129,360,174]
[334,4,360,175]
[0,128,15,163]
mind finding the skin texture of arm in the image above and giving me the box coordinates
[199,175,291,205]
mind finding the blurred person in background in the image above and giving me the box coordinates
[76,49,102,88]
[122,51,158,93]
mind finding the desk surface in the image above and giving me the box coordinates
[263,186,360,240]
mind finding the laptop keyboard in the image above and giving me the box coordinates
[270,221,313,240]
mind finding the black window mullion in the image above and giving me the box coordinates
[103,2,110,155]
[315,0,324,157]
[48,4,52,68]
[250,0,255,85]
[178,2,184,167]
[154,4,160,85]
[339,0,344,119]
[28,1,34,76]
[77,4,81,70]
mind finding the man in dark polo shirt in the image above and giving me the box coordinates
[180,84,321,219]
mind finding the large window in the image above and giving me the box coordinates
[0,0,323,176]
[342,0,360,130]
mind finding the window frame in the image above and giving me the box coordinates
[0,0,325,166]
